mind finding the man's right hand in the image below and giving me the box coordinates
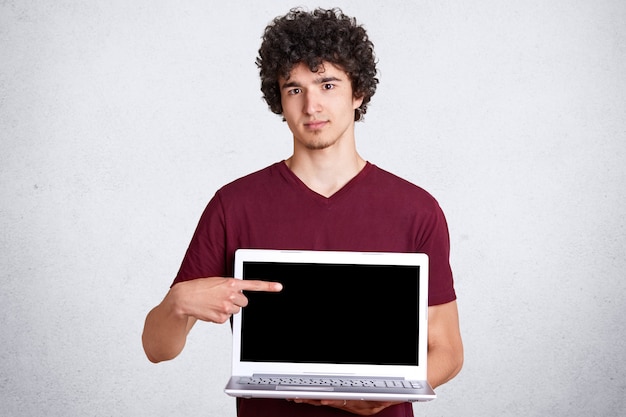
[168,277,283,324]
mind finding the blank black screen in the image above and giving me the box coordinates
[240,262,420,366]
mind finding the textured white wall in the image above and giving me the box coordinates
[1,0,625,416]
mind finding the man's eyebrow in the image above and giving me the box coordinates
[281,80,301,90]
[317,76,342,83]
[280,76,343,90]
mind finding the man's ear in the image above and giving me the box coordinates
[352,94,364,110]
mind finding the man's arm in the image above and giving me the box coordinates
[427,300,464,388]
[142,277,283,363]
[142,289,197,363]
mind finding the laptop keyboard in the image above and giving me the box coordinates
[239,376,423,389]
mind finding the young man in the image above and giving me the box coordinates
[142,8,463,417]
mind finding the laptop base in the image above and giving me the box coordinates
[225,374,436,402]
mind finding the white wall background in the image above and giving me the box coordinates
[1,0,625,416]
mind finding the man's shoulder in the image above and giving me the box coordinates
[217,161,285,195]
[368,164,436,197]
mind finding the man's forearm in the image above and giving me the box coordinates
[426,301,464,389]
[426,342,464,389]
[142,295,192,363]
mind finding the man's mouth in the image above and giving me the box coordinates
[305,120,328,130]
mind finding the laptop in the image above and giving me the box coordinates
[224,248,436,402]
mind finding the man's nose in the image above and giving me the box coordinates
[303,91,322,115]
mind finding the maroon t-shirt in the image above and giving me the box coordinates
[173,161,456,416]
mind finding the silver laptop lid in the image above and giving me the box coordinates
[231,249,429,380]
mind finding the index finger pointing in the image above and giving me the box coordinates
[238,279,283,292]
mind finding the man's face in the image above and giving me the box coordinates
[279,62,363,151]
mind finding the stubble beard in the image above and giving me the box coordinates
[304,139,336,151]
[299,131,339,151]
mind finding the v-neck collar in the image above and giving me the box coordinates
[277,160,373,205]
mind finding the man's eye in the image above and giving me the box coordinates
[288,88,301,95]
[323,84,334,90]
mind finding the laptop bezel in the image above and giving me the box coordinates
[230,249,430,380]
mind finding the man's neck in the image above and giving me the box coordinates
[285,147,366,198]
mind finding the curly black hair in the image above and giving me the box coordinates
[256,7,379,122]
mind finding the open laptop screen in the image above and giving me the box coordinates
[241,261,421,366]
